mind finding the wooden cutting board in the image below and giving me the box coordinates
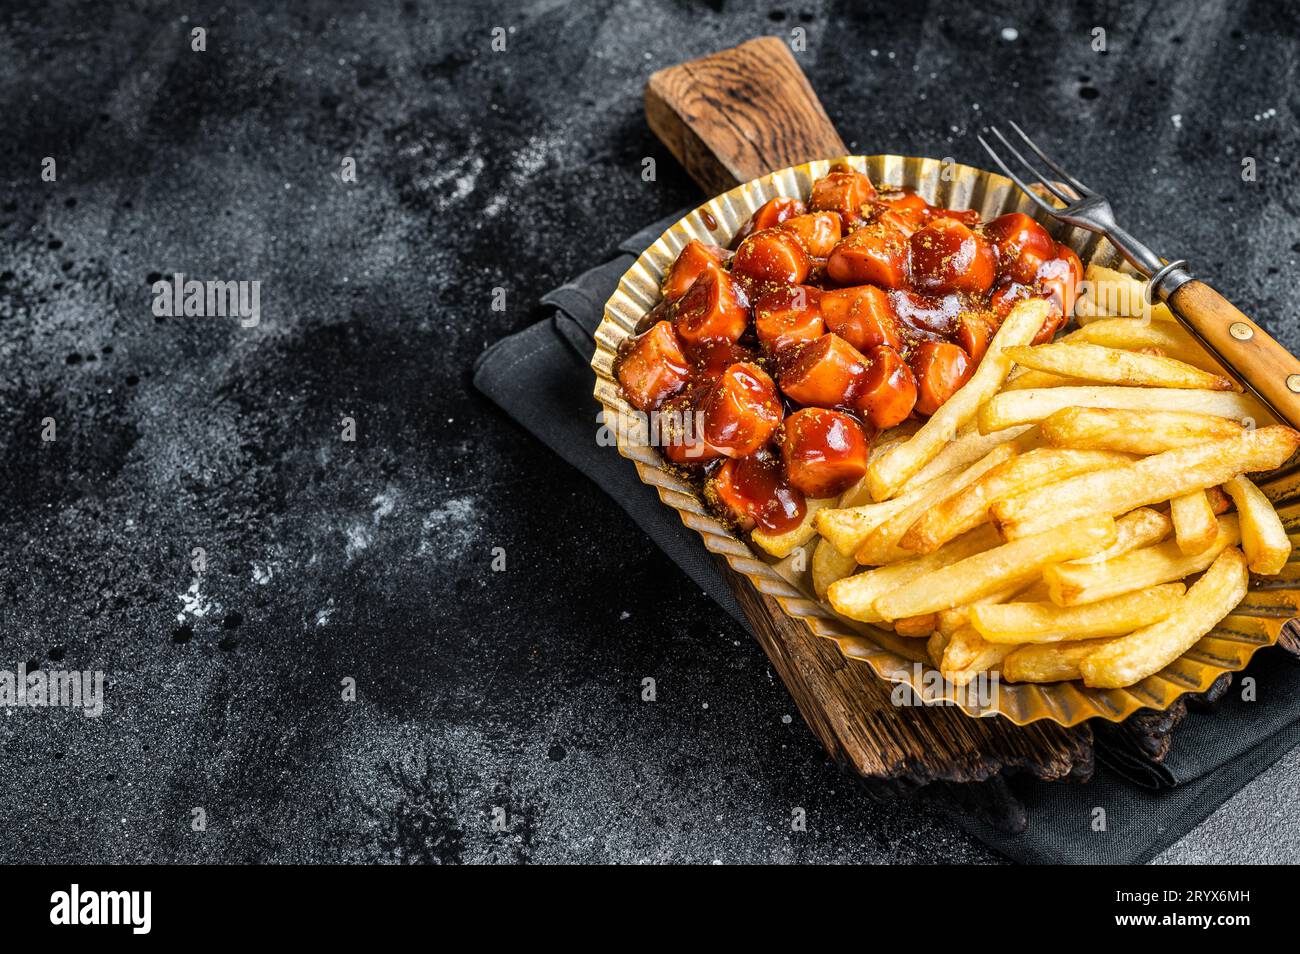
[644,38,1095,790]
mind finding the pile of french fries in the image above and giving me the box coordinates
[801,265,1300,690]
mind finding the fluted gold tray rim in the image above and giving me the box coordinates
[590,154,1300,726]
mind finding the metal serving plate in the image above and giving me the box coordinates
[590,155,1300,726]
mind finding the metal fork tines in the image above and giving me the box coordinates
[977,122,1189,300]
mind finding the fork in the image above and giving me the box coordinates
[978,122,1300,430]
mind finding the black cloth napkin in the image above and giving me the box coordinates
[473,212,1300,864]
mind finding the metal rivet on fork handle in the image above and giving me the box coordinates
[1230,322,1254,341]
[1288,374,1300,394]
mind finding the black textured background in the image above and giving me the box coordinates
[2,0,1298,863]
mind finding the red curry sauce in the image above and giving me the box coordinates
[615,164,1082,536]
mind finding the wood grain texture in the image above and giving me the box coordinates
[1279,619,1300,661]
[645,37,847,196]
[1169,279,1300,429]
[725,560,1094,792]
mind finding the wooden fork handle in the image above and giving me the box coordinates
[1168,280,1300,429]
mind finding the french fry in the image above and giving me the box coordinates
[1223,475,1292,574]
[1017,580,1051,602]
[1005,342,1234,391]
[872,516,1117,620]
[751,497,836,558]
[1001,368,1080,392]
[811,538,858,601]
[1079,548,1250,688]
[1044,515,1240,606]
[831,434,910,514]
[940,625,981,670]
[815,475,943,557]
[1067,507,1171,564]
[899,448,1131,554]
[1039,407,1245,454]
[941,627,1015,686]
[990,426,1300,540]
[927,629,952,667]
[1170,490,1218,555]
[910,422,1035,486]
[1076,264,1176,323]
[895,613,938,637]
[828,525,1001,623]
[1207,485,1231,515]
[865,299,1050,501]
[1066,318,1235,379]
[971,583,1186,644]
[935,585,1024,636]
[1002,638,1120,683]
[855,444,1016,565]
[978,386,1264,434]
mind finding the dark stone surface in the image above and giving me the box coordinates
[1,0,1297,863]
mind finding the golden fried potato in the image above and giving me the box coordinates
[865,299,1050,501]
[970,583,1185,644]
[990,426,1300,540]
[872,516,1117,620]
[978,386,1265,434]
[811,537,858,601]
[1039,407,1245,454]
[815,478,940,557]
[855,444,1016,565]
[751,496,836,558]
[926,629,952,667]
[1002,638,1120,683]
[941,627,1016,686]
[1064,317,1234,379]
[1044,516,1239,606]
[936,585,1025,636]
[895,613,938,638]
[899,448,1131,554]
[1223,475,1292,575]
[1006,342,1234,391]
[1067,507,1172,564]
[1170,490,1218,556]
[1076,264,1176,323]
[827,525,1000,624]
[1079,548,1249,688]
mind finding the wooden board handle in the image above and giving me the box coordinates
[645,36,847,195]
[1169,280,1300,429]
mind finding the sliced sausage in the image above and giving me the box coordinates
[1034,242,1083,341]
[673,264,750,350]
[732,228,812,286]
[731,196,806,249]
[956,311,994,363]
[809,168,877,226]
[819,285,903,352]
[777,333,868,408]
[853,345,918,429]
[909,217,996,295]
[754,284,825,353]
[780,408,871,498]
[616,320,692,412]
[699,362,784,457]
[656,392,721,466]
[984,212,1056,285]
[826,222,909,288]
[662,240,729,302]
[873,189,932,231]
[779,212,842,258]
[911,340,973,416]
